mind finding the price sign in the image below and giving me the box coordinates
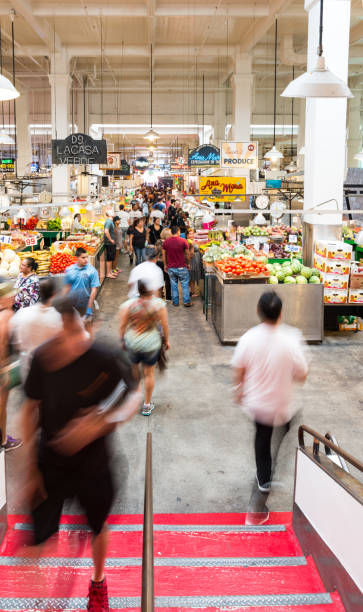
[289,234,298,243]
[0,234,11,244]
[25,236,37,247]
[263,243,270,256]
[285,244,300,253]
[245,237,255,245]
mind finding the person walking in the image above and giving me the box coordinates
[11,278,62,382]
[231,291,308,498]
[162,226,192,307]
[131,217,147,266]
[21,295,140,611]
[120,280,169,416]
[128,246,164,299]
[118,205,130,252]
[104,211,118,279]
[113,216,123,272]
[64,247,100,317]
[186,228,201,297]
[14,257,40,311]
[147,216,163,246]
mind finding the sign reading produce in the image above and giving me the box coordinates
[220,142,258,169]
[199,176,246,202]
[52,133,107,165]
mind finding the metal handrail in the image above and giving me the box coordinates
[141,432,154,612]
[324,432,350,474]
[298,425,363,473]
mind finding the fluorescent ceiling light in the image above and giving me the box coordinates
[264,145,283,160]
[0,74,19,102]
[281,56,352,99]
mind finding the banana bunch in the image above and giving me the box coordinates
[18,249,51,276]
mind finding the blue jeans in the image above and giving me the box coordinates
[168,267,190,305]
[134,247,146,265]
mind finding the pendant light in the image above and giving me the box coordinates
[144,44,160,142]
[0,22,14,144]
[285,67,297,172]
[0,13,19,103]
[281,0,352,99]
[264,20,283,161]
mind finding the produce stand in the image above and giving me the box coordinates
[324,303,363,331]
[38,230,70,247]
[211,273,324,344]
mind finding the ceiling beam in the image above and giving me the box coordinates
[11,0,61,49]
[238,0,294,53]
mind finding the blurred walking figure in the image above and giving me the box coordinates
[231,292,308,502]
[128,246,164,299]
[0,281,22,451]
[120,280,170,416]
[21,295,140,612]
[65,247,100,317]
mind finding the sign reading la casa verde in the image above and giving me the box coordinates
[188,144,220,167]
[52,133,107,165]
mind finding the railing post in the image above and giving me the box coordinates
[141,432,154,612]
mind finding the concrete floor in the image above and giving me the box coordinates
[5,254,363,516]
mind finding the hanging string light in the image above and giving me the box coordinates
[144,44,160,142]
[264,20,283,161]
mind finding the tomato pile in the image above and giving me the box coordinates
[24,216,38,230]
[50,252,77,274]
[215,257,269,277]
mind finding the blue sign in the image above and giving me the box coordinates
[188,145,220,167]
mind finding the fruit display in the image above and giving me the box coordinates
[0,249,21,277]
[215,257,269,277]
[342,224,362,243]
[50,251,77,274]
[267,259,321,284]
[47,217,62,231]
[202,242,255,263]
[241,226,269,237]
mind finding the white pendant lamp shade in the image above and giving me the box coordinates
[143,128,160,142]
[281,56,352,99]
[264,145,283,160]
[0,74,19,101]
[0,128,14,144]
[285,160,297,172]
[354,150,363,162]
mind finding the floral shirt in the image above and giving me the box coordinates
[14,274,40,311]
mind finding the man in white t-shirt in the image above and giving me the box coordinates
[231,291,308,495]
[10,278,63,381]
[128,246,164,298]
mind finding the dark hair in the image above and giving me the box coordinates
[186,228,193,236]
[113,216,120,223]
[76,247,87,257]
[137,279,150,296]
[39,278,58,304]
[171,225,179,235]
[215,203,220,209]
[145,246,157,261]
[119,204,124,210]
[74,213,81,220]
[53,294,77,318]
[25,257,38,272]
[257,291,282,323]
[133,217,143,227]
[170,198,176,204]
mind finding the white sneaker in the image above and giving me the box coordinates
[142,402,155,416]
[256,473,271,493]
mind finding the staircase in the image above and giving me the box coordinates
[0,512,344,611]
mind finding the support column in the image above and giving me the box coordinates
[231,53,253,142]
[347,87,361,167]
[49,50,71,202]
[213,90,226,146]
[297,99,305,169]
[304,0,351,225]
[16,92,32,176]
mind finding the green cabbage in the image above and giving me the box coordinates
[295,275,308,284]
[268,275,279,284]
[301,266,313,279]
[309,275,321,284]
[283,276,296,284]
[291,260,302,274]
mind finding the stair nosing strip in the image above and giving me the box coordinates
[13,522,287,533]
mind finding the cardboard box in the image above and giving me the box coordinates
[349,265,363,289]
[313,253,326,273]
[325,259,351,275]
[324,273,349,289]
[324,288,348,304]
[315,240,352,261]
[349,289,363,304]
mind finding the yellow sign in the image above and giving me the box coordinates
[220,141,258,169]
[199,176,246,202]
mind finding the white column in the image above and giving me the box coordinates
[304,0,351,225]
[16,92,32,176]
[213,90,226,146]
[231,53,253,142]
[49,50,71,202]
[297,99,305,169]
[347,87,361,167]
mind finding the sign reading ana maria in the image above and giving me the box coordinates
[220,141,258,169]
[188,144,220,167]
[199,176,246,202]
[52,133,107,165]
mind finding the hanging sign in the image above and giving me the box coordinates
[0,159,15,173]
[134,157,149,169]
[188,145,220,168]
[52,133,107,165]
[101,153,121,170]
[220,142,258,169]
[199,176,246,202]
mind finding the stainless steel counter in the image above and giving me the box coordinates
[211,274,324,343]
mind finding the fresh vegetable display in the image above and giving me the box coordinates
[50,252,76,274]
[24,216,38,230]
[267,259,321,284]
[215,257,269,277]
[47,217,62,231]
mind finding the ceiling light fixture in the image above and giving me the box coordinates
[281,0,352,99]
[264,20,283,161]
[144,44,160,143]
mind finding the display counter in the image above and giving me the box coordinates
[91,243,106,287]
[211,273,324,343]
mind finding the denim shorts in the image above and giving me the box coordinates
[128,348,160,366]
